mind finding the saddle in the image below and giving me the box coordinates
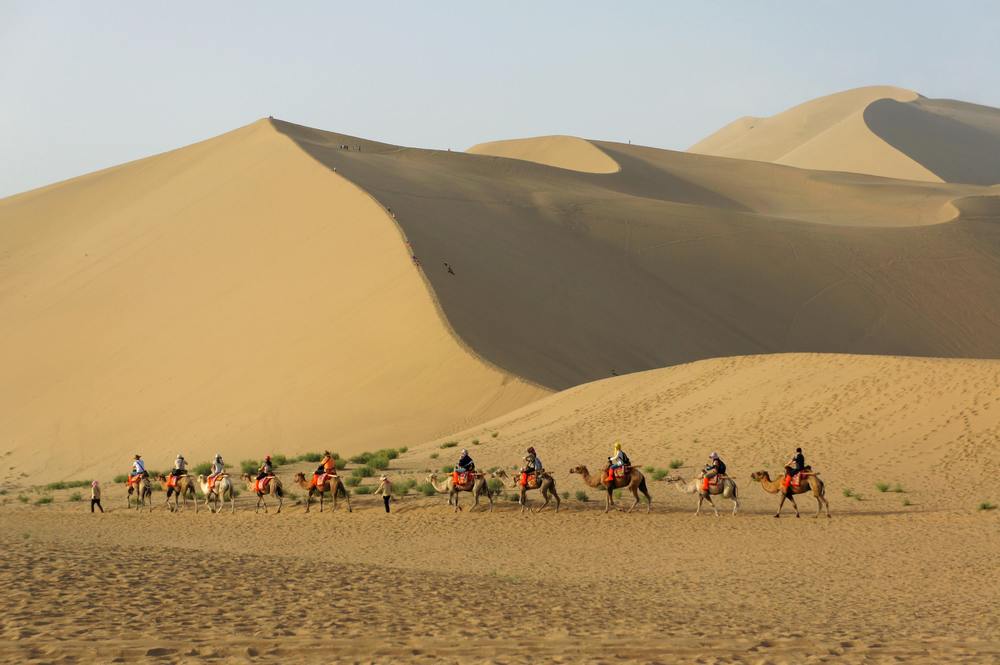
[453,470,472,486]
[126,474,145,488]
[606,465,631,483]
[207,474,227,492]
[519,472,541,489]
[166,475,180,489]
[254,476,273,493]
[784,469,811,490]
[702,474,725,492]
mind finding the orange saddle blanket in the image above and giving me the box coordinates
[519,472,540,489]
[254,476,273,493]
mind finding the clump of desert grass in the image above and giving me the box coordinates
[575,490,589,502]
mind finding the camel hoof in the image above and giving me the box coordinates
[773,514,780,518]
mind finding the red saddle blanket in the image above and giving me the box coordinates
[254,476,273,493]
[519,472,540,489]
[166,475,180,489]
[452,471,473,486]
[207,474,226,492]
[606,466,630,483]
[126,474,144,488]
[783,472,805,490]
[701,475,724,491]
[310,472,335,489]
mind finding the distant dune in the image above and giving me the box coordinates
[467,135,620,173]
[691,85,1000,184]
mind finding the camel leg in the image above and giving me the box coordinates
[706,493,719,517]
[696,493,703,516]
[627,487,640,514]
[319,491,324,513]
[774,493,786,518]
[344,488,352,513]
[787,494,800,518]
[487,487,494,513]
[276,492,282,514]
[604,488,612,514]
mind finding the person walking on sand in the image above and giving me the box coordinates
[90,480,104,513]
[375,475,392,513]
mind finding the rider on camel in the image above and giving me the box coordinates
[702,451,726,492]
[207,453,224,491]
[782,447,806,493]
[607,442,630,482]
[129,454,147,482]
[520,447,543,486]
[257,455,274,481]
[454,449,474,484]
[170,453,188,478]
[312,451,337,488]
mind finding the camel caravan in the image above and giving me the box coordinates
[114,444,829,518]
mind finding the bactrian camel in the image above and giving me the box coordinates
[155,474,199,513]
[197,474,236,514]
[293,472,352,513]
[750,470,830,518]
[126,475,152,511]
[494,468,560,513]
[665,473,739,516]
[426,472,495,512]
[241,473,284,514]
[569,465,651,514]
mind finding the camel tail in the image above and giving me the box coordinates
[275,485,284,498]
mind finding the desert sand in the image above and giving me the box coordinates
[1,354,998,664]
[2,85,1000,663]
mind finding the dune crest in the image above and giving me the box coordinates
[467,135,620,173]
[0,119,546,480]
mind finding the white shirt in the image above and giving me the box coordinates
[132,459,146,474]
[174,457,187,471]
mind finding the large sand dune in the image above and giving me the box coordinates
[0,120,546,481]
[691,86,1000,184]
[279,119,1000,391]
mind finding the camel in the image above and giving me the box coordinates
[197,474,236,514]
[155,474,199,513]
[293,472,352,513]
[126,475,152,511]
[241,473,284,514]
[426,472,495,512]
[494,468,560,513]
[665,473,739,516]
[569,465,651,514]
[750,470,830,518]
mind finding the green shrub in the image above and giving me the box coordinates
[472,439,480,446]
[69,492,82,502]
[875,482,890,493]
[272,454,288,467]
[298,452,323,463]
[417,482,437,497]
[614,489,623,500]
[346,476,361,487]
[34,496,53,505]
[652,469,669,481]
[351,465,375,479]
[643,465,655,473]
[193,462,212,476]
[354,485,373,495]
[369,455,391,470]
[487,478,504,494]
[430,453,439,459]
[392,478,417,496]
[398,446,408,454]
[44,480,90,491]
[380,448,400,460]
[440,441,458,449]
[978,501,997,511]
[17,494,29,504]
[890,484,905,493]
[240,459,260,475]
[669,459,684,469]
[491,432,499,438]
[441,465,455,473]
[113,474,128,484]
[574,490,589,502]
[350,452,371,464]
[902,498,912,507]
[562,491,569,500]
[843,487,855,498]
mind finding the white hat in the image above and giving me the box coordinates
[709,452,719,459]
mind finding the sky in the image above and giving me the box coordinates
[2,0,999,197]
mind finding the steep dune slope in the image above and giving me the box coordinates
[467,135,620,173]
[425,354,1000,508]
[692,86,1000,184]
[278,120,1000,390]
[0,120,546,481]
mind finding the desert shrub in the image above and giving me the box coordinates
[34,496,53,505]
[614,489,623,500]
[902,498,912,507]
[652,469,669,481]
[890,484,905,493]
[842,487,855,498]
[354,485,373,495]
[345,476,361,487]
[284,490,297,500]
[416,482,437,497]
[69,492,82,502]
[351,465,375,479]
[430,453,439,460]
[380,448,400,460]
[399,446,408,454]
[491,432,499,438]
[369,455,391,470]
[643,465,655,473]
[349,453,370,464]
[487,478,504,495]
[669,459,684,469]
[440,465,455,473]
[240,459,260,475]
[113,474,128,484]
[17,494,29,503]
[393,478,417,496]
[574,490,589,502]
[193,462,212,476]
[853,494,863,501]
[44,480,90,491]
[471,439,480,446]
[272,454,288,467]
[298,452,323,463]
[562,491,569,500]
[875,482,890,493]
[978,501,997,511]
[440,441,458,449]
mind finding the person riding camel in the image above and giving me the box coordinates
[520,447,543,487]
[129,454,147,484]
[454,449,474,484]
[207,453,225,492]
[702,452,726,492]
[607,442,630,482]
[257,455,274,481]
[782,447,806,493]
[311,451,337,488]
[171,453,188,478]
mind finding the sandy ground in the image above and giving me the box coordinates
[0,495,997,665]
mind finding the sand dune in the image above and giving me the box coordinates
[467,135,620,173]
[0,120,546,481]
[692,85,1000,184]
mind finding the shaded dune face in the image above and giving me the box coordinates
[864,98,1000,186]
[275,120,1000,391]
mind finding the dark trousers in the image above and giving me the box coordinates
[91,499,103,513]
[382,496,390,513]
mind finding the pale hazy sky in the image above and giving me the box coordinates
[3,0,999,197]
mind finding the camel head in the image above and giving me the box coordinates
[154,474,167,482]
[569,465,588,475]
[427,473,439,483]
[750,470,771,482]
[197,474,206,483]
[293,472,306,482]
[240,472,252,481]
